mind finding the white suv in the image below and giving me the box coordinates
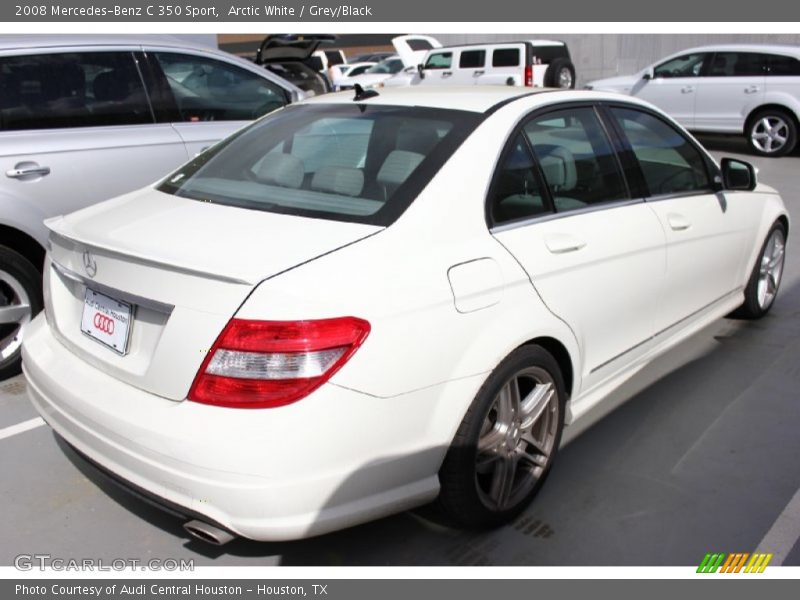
[385,40,576,89]
[586,44,800,157]
[0,35,303,379]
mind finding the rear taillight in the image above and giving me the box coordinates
[524,65,533,87]
[188,317,370,409]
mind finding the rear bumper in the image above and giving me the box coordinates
[22,315,479,541]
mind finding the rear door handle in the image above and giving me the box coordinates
[681,86,694,94]
[745,85,760,94]
[6,165,50,179]
[544,233,587,254]
[667,214,692,231]
[473,70,485,76]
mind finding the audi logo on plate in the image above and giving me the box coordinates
[93,313,115,335]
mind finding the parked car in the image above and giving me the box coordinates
[384,40,577,89]
[349,51,394,64]
[23,87,787,544]
[335,56,405,90]
[585,44,800,156]
[0,34,303,379]
[330,62,377,90]
[254,34,336,96]
[337,35,441,90]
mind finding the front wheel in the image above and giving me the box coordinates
[747,109,797,157]
[733,221,787,319]
[0,245,43,380]
[438,345,566,527]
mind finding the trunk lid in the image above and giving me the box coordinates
[44,187,380,400]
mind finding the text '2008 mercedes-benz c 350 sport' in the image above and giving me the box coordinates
[22,86,788,545]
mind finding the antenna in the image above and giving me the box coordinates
[353,83,379,101]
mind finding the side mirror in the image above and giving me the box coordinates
[417,63,425,80]
[721,157,757,191]
[642,68,653,81]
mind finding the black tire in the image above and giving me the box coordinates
[543,58,576,89]
[0,245,43,380]
[438,345,566,527]
[746,109,798,157]
[731,221,787,320]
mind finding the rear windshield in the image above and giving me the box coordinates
[158,104,481,226]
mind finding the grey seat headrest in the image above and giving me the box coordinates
[539,146,577,191]
[310,166,365,197]
[255,153,305,189]
[377,150,425,187]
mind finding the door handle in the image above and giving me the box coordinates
[744,85,760,94]
[544,233,587,254]
[681,86,694,94]
[473,70,485,76]
[442,71,453,78]
[667,214,691,231]
[6,165,50,179]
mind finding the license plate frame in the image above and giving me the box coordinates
[80,288,133,355]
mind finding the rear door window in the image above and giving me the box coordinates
[523,107,628,212]
[459,50,486,69]
[151,52,288,122]
[0,51,153,131]
[487,133,549,225]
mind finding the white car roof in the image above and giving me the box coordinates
[301,86,651,114]
[667,44,800,58]
[0,34,218,52]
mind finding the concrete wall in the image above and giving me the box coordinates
[433,34,800,86]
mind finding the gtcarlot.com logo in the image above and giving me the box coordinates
[697,552,773,573]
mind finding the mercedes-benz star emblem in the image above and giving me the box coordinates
[82,250,97,278]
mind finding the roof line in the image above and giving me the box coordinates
[483,89,560,116]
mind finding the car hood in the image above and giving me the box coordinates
[587,73,640,93]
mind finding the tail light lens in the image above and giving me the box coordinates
[524,65,533,87]
[188,317,370,409]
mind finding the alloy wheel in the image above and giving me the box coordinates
[475,366,559,511]
[757,227,786,310]
[0,270,32,367]
[751,115,790,155]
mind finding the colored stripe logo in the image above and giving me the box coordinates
[697,552,773,573]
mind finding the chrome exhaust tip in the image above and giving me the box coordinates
[183,519,236,546]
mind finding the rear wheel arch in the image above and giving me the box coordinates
[744,103,799,132]
[522,336,574,399]
[0,224,46,272]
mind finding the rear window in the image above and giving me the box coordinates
[492,49,521,67]
[531,45,569,64]
[158,104,481,226]
[459,50,486,69]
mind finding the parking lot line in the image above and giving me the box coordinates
[0,417,45,441]
[755,486,800,565]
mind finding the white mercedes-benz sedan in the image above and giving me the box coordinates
[22,87,788,544]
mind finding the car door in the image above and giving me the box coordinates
[0,49,187,242]
[478,46,526,86]
[607,105,761,335]
[144,49,292,157]
[420,50,457,85]
[693,52,767,132]
[634,52,711,129]
[457,49,488,85]
[490,105,666,392]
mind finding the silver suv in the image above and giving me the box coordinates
[0,35,303,379]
